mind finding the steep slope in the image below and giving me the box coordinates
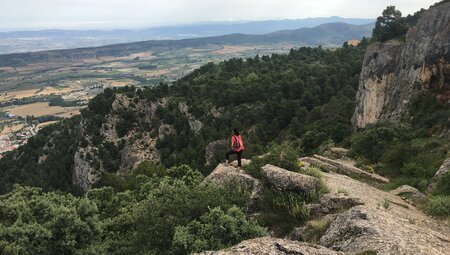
[0,44,368,193]
[202,161,450,255]
[352,2,450,129]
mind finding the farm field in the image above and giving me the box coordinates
[0,42,307,154]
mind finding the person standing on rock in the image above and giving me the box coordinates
[226,128,245,167]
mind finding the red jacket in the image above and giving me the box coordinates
[231,135,245,152]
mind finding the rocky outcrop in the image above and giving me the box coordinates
[178,101,203,133]
[261,164,320,193]
[320,171,450,255]
[313,154,389,183]
[205,139,229,166]
[390,185,427,205]
[427,157,450,192]
[206,162,261,212]
[73,146,99,191]
[72,94,167,191]
[196,237,344,255]
[353,3,450,129]
[119,132,160,173]
[300,157,337,172]
[306,193,364,216]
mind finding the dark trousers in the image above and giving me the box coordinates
[226,150,243,166]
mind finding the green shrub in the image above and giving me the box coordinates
[0,186,103,255]
[172,206,267,254]
[299,167,330,194]
[422,195,450,218]
[258,188,314,234]
[433,172,450,196]
[244,143,301,178]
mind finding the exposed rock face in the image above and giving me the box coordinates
[178,101,203,133]
[205,139,229,166]
[353,3,450,129]
[196,237,344,255]
[261,164,319,193]
[206,162,261,212]
[72,94,166,191]
[320,171,450,255]
[427,157,450,192]
[306,193,364,216]
[119,132,160,173]
[73,146,98,191]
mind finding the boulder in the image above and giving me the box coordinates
[206,163,261,212]
[196,237,344,255]
[306,193,364,216]
[390,185,427,205]
[261,164,319,193]
[320,206,378,252]
[204,139,229,166]
[427,157,450,192]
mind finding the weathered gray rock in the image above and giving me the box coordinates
[427,157,450,192]
[300,157,337,172]
[320,207,378,252]
[313,154,389,183]
[206,163,261,212]
[73,146,98,191]
[390,185,427,205]
[205,139,229,166]
[307,193,364,216]
[352,2,450,129]
[329,147,350,158]
[261,164,319,193]
[196,237,344,255]
[119,132,160,173]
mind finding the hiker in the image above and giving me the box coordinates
[226,128,245,167]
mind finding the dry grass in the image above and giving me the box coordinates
[5,102,80,117]
[0,86,78,102]
[0,124,25,136]
[36,121,59,129]
[214,45,256,55]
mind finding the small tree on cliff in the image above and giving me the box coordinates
[372,6,408,42]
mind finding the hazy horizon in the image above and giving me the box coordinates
[0,0,436,31]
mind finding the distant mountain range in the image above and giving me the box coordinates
[0,17,374,54]
[0,22,374,66]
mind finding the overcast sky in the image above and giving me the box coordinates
[0,0,437,31]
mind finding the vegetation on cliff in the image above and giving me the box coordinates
[0,41,369,194]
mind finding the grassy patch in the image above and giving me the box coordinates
[380,198,390,210]
[258,187,319,235]
[422,195,450,218]
[337,187,349,196]
[301,218,332,244]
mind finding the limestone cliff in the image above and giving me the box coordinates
[352,2,450,129]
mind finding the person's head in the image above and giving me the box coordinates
[233,128,240,136]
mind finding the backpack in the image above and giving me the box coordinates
[232,136,241,151]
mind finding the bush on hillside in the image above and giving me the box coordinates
[172,206,267,254]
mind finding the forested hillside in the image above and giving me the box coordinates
[0,39,370,194]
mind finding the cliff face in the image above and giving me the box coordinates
[352,3,450,129]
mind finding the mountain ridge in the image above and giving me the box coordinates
[0,22,372,64]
